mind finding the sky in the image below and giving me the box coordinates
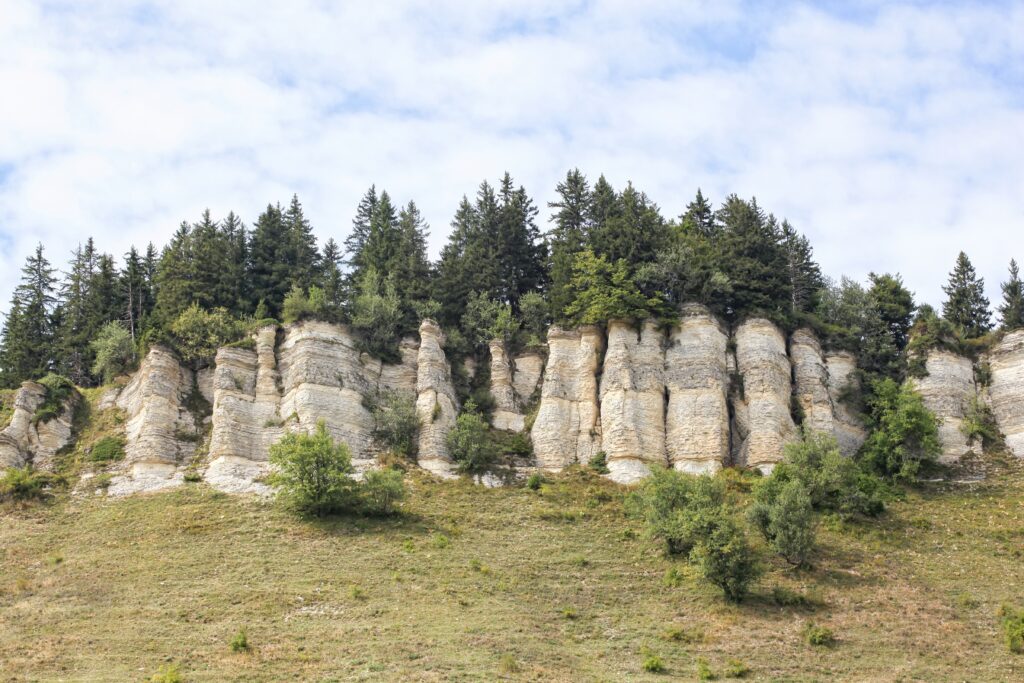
[1,0,1022,316]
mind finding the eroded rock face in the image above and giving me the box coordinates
[908,350,977,463]
[531,326,604,470]
[824,351,866,456]
[416,320,458,477]
[790,329,834,437]
[988,330,1024,457]
[665,306,730,474]
[0,382,77,471]
[731,318,797,471]
[109,346,197,495]
[489,340,523,432]
[512,352,544,406]
[600,320,666,483]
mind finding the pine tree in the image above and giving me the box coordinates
[494,172,546,310]
[781,220,824,316]
[284,194,319,292]
[547,169,591,319]
[0,244,58,384]
[860,272,916,382]
[221,211,249,314]
[0,298,29,387]
[57,241,97,383]
[345,186,378,268]
[998,258,1024,331]
[247,203,290,317]
[121,246,149,342]
[357,190,400,281]
[392,201,432,332]
[152,222,197,325]
[680,188,715,236]
[319,237,344,319]
[589,181,667,270]
[941,251,991,338]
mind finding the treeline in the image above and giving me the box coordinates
[1,169,1022,390]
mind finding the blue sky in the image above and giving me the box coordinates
[1,0,1022,314]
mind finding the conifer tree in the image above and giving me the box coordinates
[589,181,667,271]
[247,203,290,317]
[319,238,344,319]
[680,188,715,236]
[781,220,824,316]
[392,201,432,332]
[998,258,1024,331]
[152,222,196,325]
[221,211,249,314]
[121,246,149,342]
[860,272,916,382]
[941,251,991,338]
[0,244,58,384]
[547,169,591,319]
[345,186,378,268]
[57,240,98,383]
[284,194,319,292]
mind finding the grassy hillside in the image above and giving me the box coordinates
[2,462,1023,682]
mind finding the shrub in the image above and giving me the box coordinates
[662,566,684,587]
[802,623,836,646]
[498,654,520,674]
[149,664,183,683]
[696,657,715,680]
[229,628,250,653]
[0,467,59,502]
[446,401,497,475]
[360,469,406,516]
[33,373,76,425]
[89,436,126,463]
[724,659,749,678]
[462,292,519,347]
[961,395,1002,450]
[860,378,941,481]
[525,472,544,490]
[170,304,242,364]
[641,653,665,673]
[999,604,1024,653]
[268,420,359,517]
[371,390,420,459]
[589,450,609,474]
[282,284,327,324]
[748,478,816,567]
[350,268,403,360]
[689,510,762,602]
[625,467,726,556]
[90,321,136,382]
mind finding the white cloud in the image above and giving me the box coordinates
[0,0,1021,316]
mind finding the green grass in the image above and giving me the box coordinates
[1,464,1023,681]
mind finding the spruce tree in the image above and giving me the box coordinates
[392,201,432,332]
[547,169,591,319]
[57,241,97,383]
[152,222,197,325]
[781,220,824,316]
[589,181,667,271]
[247,203,290,317]
[284,194,319,292]
[319,237,344,319]
[680,188,715,236]
[999,258,1024,331]
[221,211,250,314]
[941,251,991,338]
[860,272,915,381]
[121,246,149,342]
[345,185,378,268]
[1,244,58,383]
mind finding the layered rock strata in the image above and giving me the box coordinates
[600,320,666,483]
[109,346,198,495]
[531,326,604,469]
[415,320,458,477]
[0,381,77,471]
[988,329,1024,458]
[489,340,523,432]
[731,318,797,471]
[909,350,977,463]
[665,306,731,474]
[824,351,866,456]
[790,329,835,436]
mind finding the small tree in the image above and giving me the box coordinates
[999,259,1024,331]
[860,379,941,482]
[282,285,327,324]
[360,468,406,516]
[942,251,991,339]
[625,467,726,557]
[446,400,496,474]
[371,390,420,459]
[269,420,358,517]
[690,509,762,602]
[461,292,518,347]
[350,267,403,359]
[749,478,815,567]
[563,249,665,325]
[169,304,241,364]
[90,322,136,383]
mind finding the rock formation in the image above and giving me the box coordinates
[531,326,604,470]
[665,306,731,474]
[415,320,458,477]
[108,346,198,495]
[489,340,523,432]
[988,329,1024,458]
[790,329,835,436]
[0,381,77,471]
[824,351,866,456]
[731,318,797,471]
[512,351,544,407]
[908,350,977,463]
[599,320,666,483]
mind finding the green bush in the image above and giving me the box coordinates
[625,467,726,557]
[723,658,749,678]
[748,478,815,567]
[525,472,544,490]
[696,657,715,680]
[689,509,762,602]
[371,390,420,459]
[802,623,836,646]
[282,285,328,324]
[33,373,76,425]
[860,379,941,481]
[0,467,59,502]
[170,304,242,364]
[641,653,665,673]
[360,468,406,516]
[588,450,609,474]
[350,268,403,360]
[999,604,1024,653]
[90,321,137,382]
[88,436,126,463]
[149,664,183,683]
[229,628,250,653]
[446,401,497,475]
[268,420,359,517]
[961,395,1002,450]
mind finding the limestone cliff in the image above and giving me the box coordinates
[489,340,522,432]
[988,329,1024,458]
[908,350,977,463]
[0,381,77,471]
[108,346,198,495]
[415,319,458,477]
[790,329,835,436]
[731,318,797,471]
[665,306,731,474]
[600,320,666,483]
[531,326,604,469]
[824,351,866,456]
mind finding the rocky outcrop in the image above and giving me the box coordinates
[988,330,1024,458]
[108,346,198,495]
[790,329,835,436]
[531,326,604,470]
[908,350,977,463]
[0,381,77,471]
[824,351,866,456]
[489,340,523,432]
[416,320,458,477]
[512,351,544,407]
[731,318,797,471]
[665,306,731,474]
[600,320,666,483]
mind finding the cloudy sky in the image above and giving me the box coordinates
[1,0,1022,315]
